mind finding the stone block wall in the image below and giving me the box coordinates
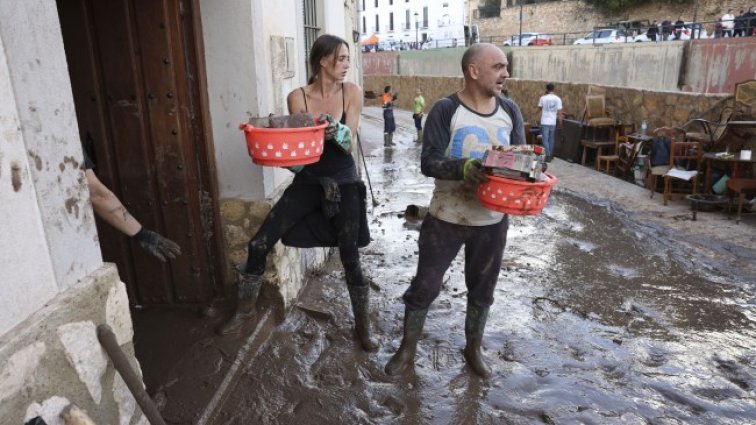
[364,75,730,134]
[470,0,753,43]
[0,264,148,425]
[219,196,330,313]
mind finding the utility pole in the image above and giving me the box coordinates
[519,1,523,46]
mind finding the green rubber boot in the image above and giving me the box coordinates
[463,301,492,378]
[347,285,379,352]
[385,307,428,375]
[216,266,263,335]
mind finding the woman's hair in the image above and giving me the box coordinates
[308,34,349,84]
[384,86,391,93]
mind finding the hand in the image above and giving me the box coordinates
[132,227,182,262]
[318,114,338,141]
[463,159,489,185]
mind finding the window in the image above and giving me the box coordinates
[362,16,366,34]
[389,0,393,4]
[405,9,410,30]
[389,12,394,31]
[375,0,378,7]
[375,15,379,33]
[422,6,428,28]
[303,0,320,81]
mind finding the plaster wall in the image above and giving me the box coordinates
[511,42,685,92]
[685,37,756,94]
[0,34,58,336]
[0,264,146,425]
[0,0,102,294]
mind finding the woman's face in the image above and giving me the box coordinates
[321,44,350,81]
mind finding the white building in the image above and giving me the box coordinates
[359,0,472,49]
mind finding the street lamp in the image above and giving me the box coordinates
[414,12,419,48]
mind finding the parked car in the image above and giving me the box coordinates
[573,28,635,45]
[503,32,553,46]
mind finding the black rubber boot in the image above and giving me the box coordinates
[347,285,379,352]
[384,133,394,147]
[385,307,428,375]
[416,129,423,144]
[216,266,263,335]
[463,301,492,378]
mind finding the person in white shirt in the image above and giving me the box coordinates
[722,10,735,37]
[537,83,563,162]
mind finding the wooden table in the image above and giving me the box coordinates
[703,152,756,193]
[580,121,623,168]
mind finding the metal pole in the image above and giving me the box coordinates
[519,2,523,45]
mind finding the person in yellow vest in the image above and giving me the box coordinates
[413,87,425,143]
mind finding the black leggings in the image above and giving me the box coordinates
[245,183,365,286]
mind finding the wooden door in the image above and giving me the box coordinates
[57,0,220,305]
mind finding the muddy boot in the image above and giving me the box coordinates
[216,266,263,335]
[416,129,423,144]
[385,307,428,375]
[347,285,379,352]
[384,133,394,147]
[463,301,492,378]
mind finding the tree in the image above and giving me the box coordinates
[583,0,692,15]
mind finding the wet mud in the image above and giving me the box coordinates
[214,120,756,424]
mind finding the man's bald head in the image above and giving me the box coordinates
[461,43,500,78]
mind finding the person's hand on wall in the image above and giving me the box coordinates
[131,227,182,262]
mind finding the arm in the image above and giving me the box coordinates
[502,97,526,146]
[86,169,181,261]
[86,169,141,236]
[420,97,466,180]
[343,82,363,153]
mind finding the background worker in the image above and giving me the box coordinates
[537,83,563,162]
[382,85,397,147]
[413,87,426,143]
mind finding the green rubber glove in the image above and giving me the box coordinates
[463,158,489,185]
[318,114,351,153]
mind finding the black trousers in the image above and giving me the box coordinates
[245,183,365,286]
[403,214,509,310]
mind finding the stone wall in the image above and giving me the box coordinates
[219,195,330,313]
[364,75,730,133]
[0,264,148,425]
[470,0,753,42]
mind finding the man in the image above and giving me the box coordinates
[412,87,426,143]
[647,20,658,41]
[721,10,735,37]
[384,43,525,378]
[83,141,181,262]
[538,83,563,162]
[382,85,397,147]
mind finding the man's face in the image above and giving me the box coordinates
[470,47,509,97]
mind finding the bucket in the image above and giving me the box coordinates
[477,173,558,216]
[239,122,328,167]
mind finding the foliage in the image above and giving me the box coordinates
[583,0,693,15]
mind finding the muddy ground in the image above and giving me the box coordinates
[204,108,756,424]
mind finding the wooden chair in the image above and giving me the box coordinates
[681,105,733,152]
[596,123,631,175]
[726,178,756,224]
[663,140,703,205]
[645,126,685,199]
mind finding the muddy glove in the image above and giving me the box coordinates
[463,158,489,185]
[318,114,351,153]
[131,227,182,262]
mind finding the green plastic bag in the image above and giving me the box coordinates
[712,174,729,194]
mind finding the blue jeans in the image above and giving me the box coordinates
[541,124,556,157]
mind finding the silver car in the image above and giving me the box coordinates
[573,28,635,45]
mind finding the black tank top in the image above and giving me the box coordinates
[294,83,358,184]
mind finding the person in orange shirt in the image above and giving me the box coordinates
[382,85,397,147]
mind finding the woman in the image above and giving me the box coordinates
[217,34,378,352]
